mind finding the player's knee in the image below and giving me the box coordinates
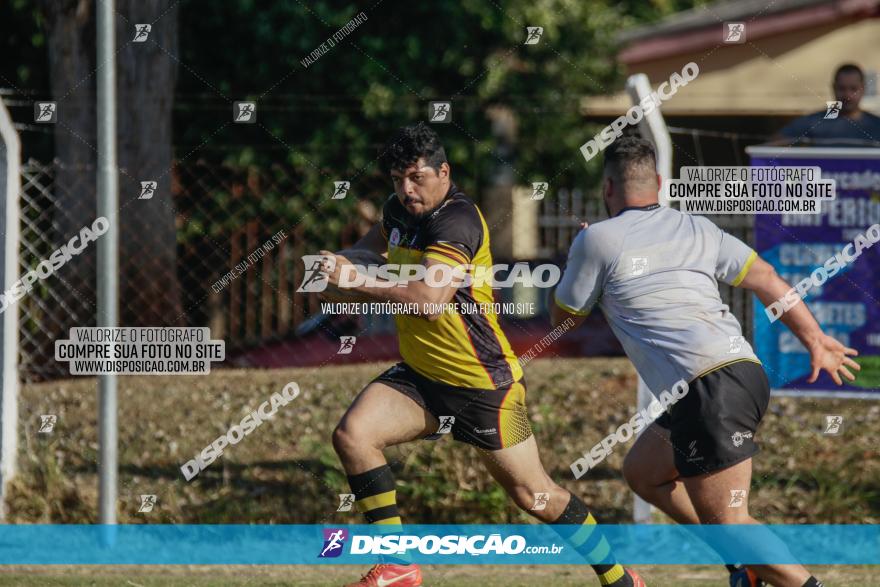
[506,481,559,513]
[622,453,647,494]
[332,421,365,456]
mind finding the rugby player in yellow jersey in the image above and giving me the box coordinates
[315,123,645,587]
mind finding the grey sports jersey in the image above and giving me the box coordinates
[554,204,760,395]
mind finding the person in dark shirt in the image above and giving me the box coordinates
[775,63,880,147]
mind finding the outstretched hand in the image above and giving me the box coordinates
[807,334,860,385]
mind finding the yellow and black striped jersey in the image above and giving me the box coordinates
[380,184,523,389]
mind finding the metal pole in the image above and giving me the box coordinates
[96,0,118,525]
[625,73,674,524]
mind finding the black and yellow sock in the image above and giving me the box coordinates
[551,494,631,586]
[347,465,411,565]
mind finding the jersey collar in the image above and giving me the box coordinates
[615,203,661,217]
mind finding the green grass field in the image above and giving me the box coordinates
[7,357,880,584]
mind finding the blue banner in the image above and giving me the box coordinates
[1,524,878,565]
[749,147,880,395]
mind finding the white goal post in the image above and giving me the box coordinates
[0,96,21,520]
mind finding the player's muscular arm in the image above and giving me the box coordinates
[550,293,587,329]
[737,255,860,384]
[318,253,458,321]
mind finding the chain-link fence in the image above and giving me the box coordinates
[17,154,757,382]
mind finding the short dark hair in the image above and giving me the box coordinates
[834,63,864,84]
[603,136,657,181]
[378,122,448,175]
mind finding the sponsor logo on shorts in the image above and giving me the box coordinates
[731,430,753,447]
[474,427,497,435]
[686,439,704,463]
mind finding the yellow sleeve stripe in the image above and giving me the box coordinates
[356,489,396,512]
[427,243,470,265]
[731,250,758,286]
[553,293,590,317]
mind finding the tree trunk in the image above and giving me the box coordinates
[40,0,182,338]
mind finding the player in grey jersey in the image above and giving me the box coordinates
[552,137,858,587]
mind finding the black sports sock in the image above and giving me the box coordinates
[551,494,631,586]
[347,465,411,565]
